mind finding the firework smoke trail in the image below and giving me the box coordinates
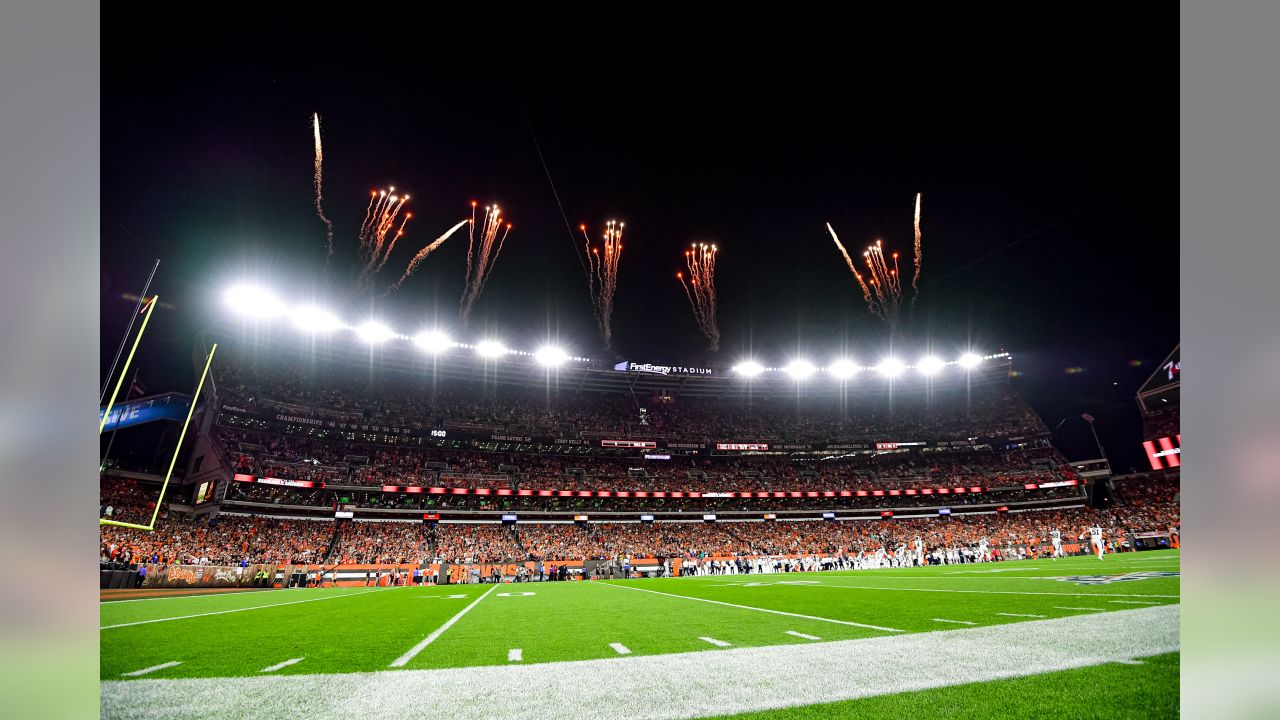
[911,192,923,302]
[313,113,336,262]
[677,242,720,351]
[459,203,511,325]
[581,220,625,348]
[388,218,470,292]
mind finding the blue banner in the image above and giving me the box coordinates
[100,393,192,432]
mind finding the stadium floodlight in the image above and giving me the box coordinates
[733,360,765,377]
[476,340,508,358]
[958,352,982,369]
[291,305,344,334]
[224,285,287,318]
[535,345,570,367]
[828,358,859,380]
[356,320,395,344]
[917,356,945,375]
[413,330,452,354]
[784,359,816,380]
[876,357,905,378]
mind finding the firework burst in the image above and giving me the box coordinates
[459,202,512,326]
[581,220,625,348]
[677,242,720,351]
[355,187,412,287]
[826,193,923,330]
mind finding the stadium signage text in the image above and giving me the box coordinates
[716,442,770,451]
[276,414,324,426]
[602,439,657,449]
[614,361,715,376]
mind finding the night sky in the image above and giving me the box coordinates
[102,12,1176,472]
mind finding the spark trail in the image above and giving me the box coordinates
[677,242,720,351]
[388,218,469,292]
[581,220,625,348]
[313,113,335,261]
[459,202,512,326]
[912,192,923,302]
[826,193,923,330]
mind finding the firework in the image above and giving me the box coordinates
[911,192,923,300]
[459,202,512,326]
[677,242,720,351]
[355,186,412,287]
[388,218,469,292]
[826,193,922,330]
[581,220,625,348]
[313,113,335,260]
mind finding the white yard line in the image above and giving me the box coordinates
[599,581,902,633]
[101,588,388,630]
[609,643,631,655]
[260,658,304,673]
[1054,607,1105,611]
[389,585,497,668]
[1108,600,1164,605]
[699,637,732,647]
[932,618,977,625]
[997,613,1046,618]
[784,631,822,640]
[101,605,1180,720]
[507,649,522,662]
[121,661,182,677]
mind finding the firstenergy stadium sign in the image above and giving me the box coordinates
[614,361,715,376]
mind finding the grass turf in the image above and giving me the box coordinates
[101,550,1179,683]
[712,652,1179,719]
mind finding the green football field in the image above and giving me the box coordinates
[100,550,1180,719]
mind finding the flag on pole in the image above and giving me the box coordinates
[1081,413,1095,423]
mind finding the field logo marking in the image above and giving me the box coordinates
[599,581,903,633]
[390,585,497,668]
[1053,571,1180,586]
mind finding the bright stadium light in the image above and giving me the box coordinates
[476,340,508,358]
[917,356,945,375]
[413,330,453,354]
[733,360,765,377]
[224,285,287,318]
[784,359,816,380]
[356,320,395,344]
[877,357,905,378]
[535,345,570,367]
[828,358,859,380]
[958,352,982,369]
[291,305,344,334]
